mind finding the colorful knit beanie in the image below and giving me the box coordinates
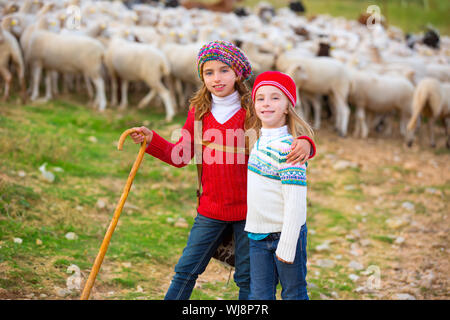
[197,40,252,81]
[251,71,297,107]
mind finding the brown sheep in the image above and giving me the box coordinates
[181,0,242,13]
[406,78,450,148]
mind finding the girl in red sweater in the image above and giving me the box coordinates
[130,40,316,300]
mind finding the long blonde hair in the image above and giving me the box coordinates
[287,103,314,138]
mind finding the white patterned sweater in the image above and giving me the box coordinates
[245,125,307,263]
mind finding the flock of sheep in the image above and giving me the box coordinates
[1,0,449,148]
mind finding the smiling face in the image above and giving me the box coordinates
[202,60,238,97]
[254,85,289,129]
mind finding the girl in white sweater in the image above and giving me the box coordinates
[245,71,314,300]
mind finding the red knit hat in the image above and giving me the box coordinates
[251,71,297,107]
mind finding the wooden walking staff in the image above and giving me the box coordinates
[80,129,147,300]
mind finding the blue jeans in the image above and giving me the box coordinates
[164,213,251,300]
[249,224,308,300]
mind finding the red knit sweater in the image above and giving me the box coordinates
[145,107,316,222]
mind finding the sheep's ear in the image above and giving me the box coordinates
[0,15,11,30]
[292,64,302,75]
[405,70,415,83]
[293,64,308,80]
[0,18,5,31]
[4,4,17,14]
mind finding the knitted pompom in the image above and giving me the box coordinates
[197,40,252,81]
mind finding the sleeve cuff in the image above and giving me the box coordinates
[275,241,296,263]
[145,130,169,158]
[297,135,316,159]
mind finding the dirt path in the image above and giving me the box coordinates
[1,120,448,300]
[101,126,449,300]
[200,125,449,300]
[305,126,449,299]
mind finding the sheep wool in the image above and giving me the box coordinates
[197,40,252,81]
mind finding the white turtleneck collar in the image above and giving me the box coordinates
[211,90,241,124]
[261,125,289,138]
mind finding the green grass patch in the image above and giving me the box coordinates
[310,181,334,195]
[243,0,450,35]
[111,277,137,288]
[0,98,194,298]
[309,203,353,231]
[1,86,446,300]
[372,235,395,244]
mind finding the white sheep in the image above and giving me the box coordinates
[26,17,107,111]
[153,23,235,110]
[406,78,450,148]
[424,64,450,82]
[18,2,59,96]
[0,23,26,102]
[2,9,36,39]
[19,2,55,53]
[158,41,203,111]
[3,0,449,148]
[348,69,415,139]
[104,35,175,121]
[238,38,275,76]
[281,55,351,137]
[55,18,112,100]
[275,48,322,127]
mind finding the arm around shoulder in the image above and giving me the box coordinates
[297,135,316,159]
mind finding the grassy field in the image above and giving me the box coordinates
[0,93,244,299]
[0,92,449,300]
[243,0,450,35]
[0,0,448,302]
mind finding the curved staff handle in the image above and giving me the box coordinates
[80,129,147,300]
